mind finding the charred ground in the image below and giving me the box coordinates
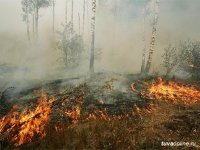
[0,73,200,149]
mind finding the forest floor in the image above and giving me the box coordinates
[0,72,200,150]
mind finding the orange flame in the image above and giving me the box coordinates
[65,107,81,124]
[87,109,110,121]
[143,77,200,104]
[0,89,55,146]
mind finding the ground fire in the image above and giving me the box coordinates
[1,0,200,149]
[141,77,200,104]
[65,106,81,124]
[0,89,55,146]
[0,76,200,149]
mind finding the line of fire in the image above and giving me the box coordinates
[0,0,200,149]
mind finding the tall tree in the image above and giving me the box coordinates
[32,12,35,38]
[31,0,51,38]
[71,0,74,30]
[78,13,81,35]
[65,0,68,25]
[145,0,160,74]
[89,0,97,73]
[140,2,148,73]
[21,0,32,41]
[52,0,55,35]
[86,0,89,36]
[35,0,39,38]
[82,0,86,37]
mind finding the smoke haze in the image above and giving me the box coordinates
[0,0,200,87]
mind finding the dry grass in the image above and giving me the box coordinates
[0,102,193,150]
[1,76,200,150]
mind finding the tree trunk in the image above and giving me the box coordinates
[141,6,147,74]
[35,7,39,38]
[26,6,30,41]
[32,13,35,39]
[89,0,96,73]
[71,0,74,30]
[87,0,89,36]
[145,24,156,73]
[65,0,68,25]
[141,50,146,73]
[82,0,85,37]
[145,0,160,74]
[52,0,55,35]
[78,13,80,35]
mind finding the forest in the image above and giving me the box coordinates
[0,0,200,149]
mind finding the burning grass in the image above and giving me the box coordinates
[141,77,200,104]
[0,89,55,146]
[20,102,200,150]
[1,76,200,149]
[0,88,155,148]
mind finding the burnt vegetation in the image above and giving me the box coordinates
[1,74,200,149]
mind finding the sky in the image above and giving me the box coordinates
[0,0,200,74]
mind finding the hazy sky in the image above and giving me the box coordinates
[1,0,199,37]
[0,0,200,73]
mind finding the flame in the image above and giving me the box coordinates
[87,109,110,121]
[65,107,81,124]
[0,89,55,146]
[143,77,200,104]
